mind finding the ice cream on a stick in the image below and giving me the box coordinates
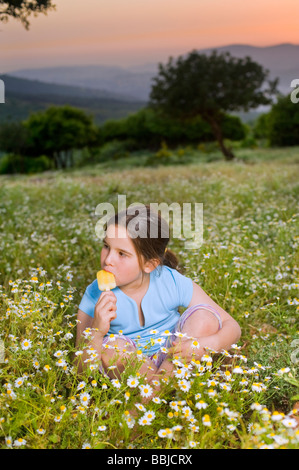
[97,270,116,291]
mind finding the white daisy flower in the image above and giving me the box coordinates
[82,442,92,449]
[144,410,156,421]
[80,392,91,406]
[202,414,211,427]
[177,379,191,392]
[36,428,46,435]
[152,397,161,404]
[138,416,151,426]
[161,330,173,336]
[53,350,64,358]
[14,377,24,388]
[5,436,13,447]
[13,438,27,447]
[127,376,140,388]
[195,400,208,410]
[282,417,298,428]
[158,428,173,439]
[21,339,32,350]
[77,381,86,390]
[135,403,146,412]
[139,384,153,398]
[111,379,121,389]
[98,425,107,431]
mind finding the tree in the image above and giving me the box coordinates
[0,121,29,154]
[0,0,55,29]
[253,112,271,140]
[24,105,97,169]
[266,94,299,147]
[150,50,278,160]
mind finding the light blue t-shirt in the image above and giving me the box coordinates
[78,265,194,355]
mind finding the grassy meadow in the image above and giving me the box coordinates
[0,146,298,449]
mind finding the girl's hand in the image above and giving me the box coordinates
[92,291,117,336]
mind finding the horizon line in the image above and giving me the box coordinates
[4,41,299,74]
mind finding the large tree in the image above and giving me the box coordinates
[150,50,278,160]
[0,0,55,29]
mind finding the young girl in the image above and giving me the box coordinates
[75,205,241,380]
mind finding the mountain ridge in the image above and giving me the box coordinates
[8,43,299,100]
[0,74,146,124]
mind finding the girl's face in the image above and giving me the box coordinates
[100,224,148,288]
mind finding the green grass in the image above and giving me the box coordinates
[0,146,298,449]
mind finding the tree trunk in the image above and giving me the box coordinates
[69,149,74,168]
[59,151,67,169]
[53,151,60,169]
[204,115,235,161]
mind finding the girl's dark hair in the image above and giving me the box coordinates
[106,204,181,272]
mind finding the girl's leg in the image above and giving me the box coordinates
[100,336,158,379]
[155,304,222,375]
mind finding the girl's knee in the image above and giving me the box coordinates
[181,308,220,338]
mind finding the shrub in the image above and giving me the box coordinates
[0,153,53,174]
[266,95,299,146]
[98,140,130,161]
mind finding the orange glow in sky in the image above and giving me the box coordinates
[1,0,299,72]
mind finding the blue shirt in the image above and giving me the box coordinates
[78,265,194,355]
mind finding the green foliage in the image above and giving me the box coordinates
[0,153,53,174]
[266,95,299,146]
[24,105,98,168]
[97,140,130,161]
[221,114,247,141]
[100,107,246,151]
[254,95,299,147]
[0,121,30,155]
[284,375,299,402]
[0,103,246,174]
[253,112,272,140]
[0,0,55,29]
[145,141,176,166]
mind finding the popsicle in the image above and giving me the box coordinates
[97,270,116,291]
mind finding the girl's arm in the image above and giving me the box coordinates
[187,281,241,352]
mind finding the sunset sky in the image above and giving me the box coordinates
[1,0,299,73]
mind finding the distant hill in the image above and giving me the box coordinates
[200,43,299,96]
[8,64,156,102]
[0,75,146,124]
[8,43,299,100]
